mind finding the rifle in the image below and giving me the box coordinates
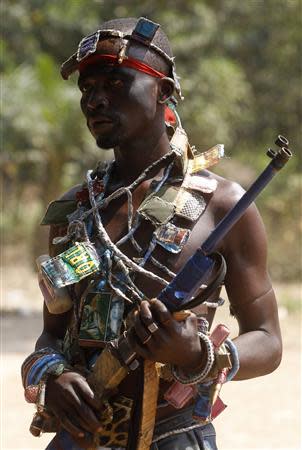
[89,136,292,449]
[159,135,292,312]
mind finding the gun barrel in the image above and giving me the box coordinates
[272,147,292,170]
[275,135,289,148]
[201,146,292,255]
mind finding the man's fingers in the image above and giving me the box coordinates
[74,377,102,411]
[172,310,193,322]
[70,396,102,433]
[149,299,175,328]
[138,301,156,327]
[54,387,102,435]
[133,310,156,345]
[59,412,85,438]
[139,299,173,331]
[127,327,154,360]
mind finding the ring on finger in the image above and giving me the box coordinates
[147,322,159,334]
[142,334,152,344]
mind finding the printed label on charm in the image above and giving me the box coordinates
[154,223,190,254]
[80,292,124,342]
[41,242,100,288]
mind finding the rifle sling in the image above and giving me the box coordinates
[176,252,226,311]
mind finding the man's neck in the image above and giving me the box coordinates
[113,130,172,185]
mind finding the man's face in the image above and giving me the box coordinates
[78,62,160,149]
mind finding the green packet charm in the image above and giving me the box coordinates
[41,242,100,288]
[37,255,74,314]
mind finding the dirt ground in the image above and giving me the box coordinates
[1,260,301,450]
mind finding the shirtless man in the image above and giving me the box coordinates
[22,17,282,450]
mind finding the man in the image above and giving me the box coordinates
[22,17,282,450]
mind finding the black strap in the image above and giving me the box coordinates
[175,252,227,311]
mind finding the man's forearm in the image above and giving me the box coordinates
[232,330,282,380]
[35,331,64,352]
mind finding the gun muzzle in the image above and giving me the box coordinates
[275,135,289,148]
[272,146,292,170]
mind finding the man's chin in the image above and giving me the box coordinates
[96,135,119,150]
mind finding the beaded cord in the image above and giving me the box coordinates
[152,422,204,444]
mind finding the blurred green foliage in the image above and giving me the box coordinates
[1,0,301,280]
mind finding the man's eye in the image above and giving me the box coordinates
[108,79,124,88]
[80,84,92,93]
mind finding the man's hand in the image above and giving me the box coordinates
[45,371,102,439]
[127,299,204,370]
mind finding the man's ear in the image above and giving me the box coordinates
[157,77,175,104]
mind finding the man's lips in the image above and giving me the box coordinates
[89,116,113,126]
[88,116,115,132]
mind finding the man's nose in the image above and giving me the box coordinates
[87,86,109,111]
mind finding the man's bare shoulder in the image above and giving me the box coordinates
[202,169,269,263]
[203,169,245,217]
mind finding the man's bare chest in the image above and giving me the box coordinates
[96,185,217,299]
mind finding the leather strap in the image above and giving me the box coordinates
[178,252,227,311]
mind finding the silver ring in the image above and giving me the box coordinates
[148,322,159,334]
[142,334,152,345]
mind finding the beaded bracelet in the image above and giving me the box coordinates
[21,347,56,387]
[27,354,66,387]
[171,332,215,385]
[22,350,69,439]
[22,348,68,408]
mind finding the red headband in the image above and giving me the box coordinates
[79,54,166,78]
[79,53,176,125]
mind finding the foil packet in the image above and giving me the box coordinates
[41,242,100,288]
[154,223,190,254]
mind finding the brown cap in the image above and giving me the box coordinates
[60,17,182,99]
